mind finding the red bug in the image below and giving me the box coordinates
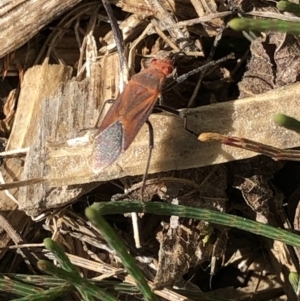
[92,55,174,173]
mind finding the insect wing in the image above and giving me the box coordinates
[118,81,161,150]
[93,121,123,172]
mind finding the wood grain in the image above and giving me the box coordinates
[0,0,82,58]
[0,0,206,59]
[46,82,300,186]
[10,63,300,216]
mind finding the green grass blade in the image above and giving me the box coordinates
[85,207,159,301]
[0,274,44,296]
[228,17,300,35]
[289,272,300,293]
[0,274,71,300]
[43,238,78,274]
[3,274,63,288]
[90,201,300,247]
[43,239,92,301]
[10,284,71,301]
[38,260,118,301]
[277,1,300,15]
[274,113,300,134]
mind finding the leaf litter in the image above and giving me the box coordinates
[1,0,300,300]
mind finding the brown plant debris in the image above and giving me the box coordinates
[1,0,300,300]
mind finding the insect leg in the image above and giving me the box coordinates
[94,98,115,127]
[141,120,154,199]
[101,0,128,77]
[155,105,198,136]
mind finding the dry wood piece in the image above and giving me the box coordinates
[14,62,101,216]
[47,81,300,183]
[0,0,83,58]
[16,80,300,216]
[0,64,73,216]
[14,53,122,216]
[8,65,73,149]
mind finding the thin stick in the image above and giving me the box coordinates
[151,20,180,52]
[0,177,47,191]
[0,214,35,273]
[0,147,29,157]
[131,212,141,249]
[128,23,154,75]
[199,132,300,161]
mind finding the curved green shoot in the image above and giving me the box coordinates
[277,1,300,15]
[228,18,300,35]
[274,113,300,134]
[90,201,300,248]
[85,207,159,301]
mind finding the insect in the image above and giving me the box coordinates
[92,54,173,173]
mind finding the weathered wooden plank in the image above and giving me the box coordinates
[14,51,122,215]
[3,64,72,215]
[16,67,300,216]
[8,65,73,148]
[45,82,300,188]
[0,0,83,58]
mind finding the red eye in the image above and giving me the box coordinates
[160,66,172,75]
